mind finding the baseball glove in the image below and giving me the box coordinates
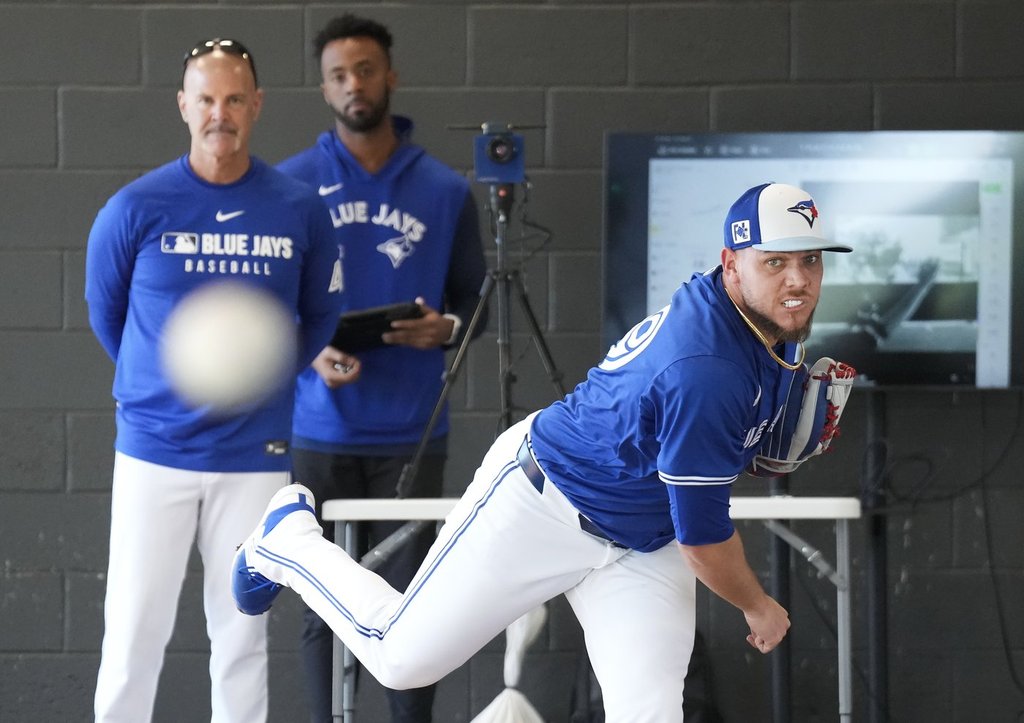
[748,357,856,477]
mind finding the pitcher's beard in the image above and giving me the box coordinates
[743,303,814,344]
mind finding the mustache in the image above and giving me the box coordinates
[205,124,237,135]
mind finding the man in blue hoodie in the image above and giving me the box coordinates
[276,14,487,723]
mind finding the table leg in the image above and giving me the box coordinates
[837,519,852,722]
[331,520,358,723]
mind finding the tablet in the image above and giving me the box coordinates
[330,302,424,352]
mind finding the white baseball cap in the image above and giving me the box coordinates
[724,183,852,253]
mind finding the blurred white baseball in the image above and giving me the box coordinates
[161,281,297,413]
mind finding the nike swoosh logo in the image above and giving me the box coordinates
[318,183,344,196]
[752,385,762,406]
[216,210,245,222]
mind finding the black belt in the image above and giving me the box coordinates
[516,437,546,493]
[516,437,624,548]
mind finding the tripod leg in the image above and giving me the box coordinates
[394,273,497,498]
[510,271,567,398]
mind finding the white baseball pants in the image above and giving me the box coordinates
[94,452,287,723]
[256,417,697,722]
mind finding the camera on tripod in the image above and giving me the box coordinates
[474,122,525,185]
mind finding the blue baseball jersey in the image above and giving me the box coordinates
[530,267,801,551]
[277,124,485,450]
[85,155,341,472]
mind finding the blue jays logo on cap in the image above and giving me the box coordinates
[788,199,818,228]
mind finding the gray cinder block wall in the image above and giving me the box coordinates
[2,2,1023,721]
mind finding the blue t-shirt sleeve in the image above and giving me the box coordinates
[443,191,487,346]
[84,194,136,361]
[650,355,751,545]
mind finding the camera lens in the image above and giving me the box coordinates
[486,136,516,164]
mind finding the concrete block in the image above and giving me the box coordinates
[551,252,602,332]
[878,81,1024,129]
[62,89,186,170]
[306,5,467,87]
[510,170,603,253]
[950,649,1024,722]
[549,89,709,169]
[0,6,140,84]
[66,411,113,489]
[886,500,953,574]
[0,492,110,571]
[268,651,311,721]
[703,649,770,720]
[959,2,1024,79]
[712,84,874,132]
[252,88,332,165]
[890,570,1006,651]
[154,652,212,722]
[0,573,63,651]
[443,413,501,497]
[0,331,114,410]
[0,653,99,723]
[793,2,955,81]
[953,487,1024,569]
[65,252,90,331]
[633,5,789,85]
[887,647,953,722]
[167,572,208,652]
[469,7,626,86]
[0,252,62,329]
[0,90,56,167]
[0,171,138,251]
[435,663,472,722]
[67,572,106,652]
[144,6,304,87]
[0,411,65,491]
[393,89,546,172]
[980,390,1024,479]
[789,649,845,719]
[265,592,305,654]
[467,327,596,416]
[882,390,982,492]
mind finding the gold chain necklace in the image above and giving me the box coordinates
[725,288,805,371]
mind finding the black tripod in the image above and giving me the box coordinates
[403,180,565,487]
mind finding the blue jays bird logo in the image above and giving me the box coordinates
[787,199,818,228]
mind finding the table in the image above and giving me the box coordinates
[322,495,861,722]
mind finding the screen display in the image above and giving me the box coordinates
[604,131,1024,388]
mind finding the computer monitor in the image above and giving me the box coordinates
[604,131,1024,388]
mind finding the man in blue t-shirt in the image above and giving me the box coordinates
[86,40,340,723]
[233,182,853,721]
[276,14,487,723]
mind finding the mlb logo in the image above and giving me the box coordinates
[731,220,751,245]
[161,232,199,254]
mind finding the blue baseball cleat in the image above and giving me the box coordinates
[232,484,317,615]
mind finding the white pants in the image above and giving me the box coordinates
[94,453,287,723]
[258,417,697,722]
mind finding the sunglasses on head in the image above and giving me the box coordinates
[182,38,259,86]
